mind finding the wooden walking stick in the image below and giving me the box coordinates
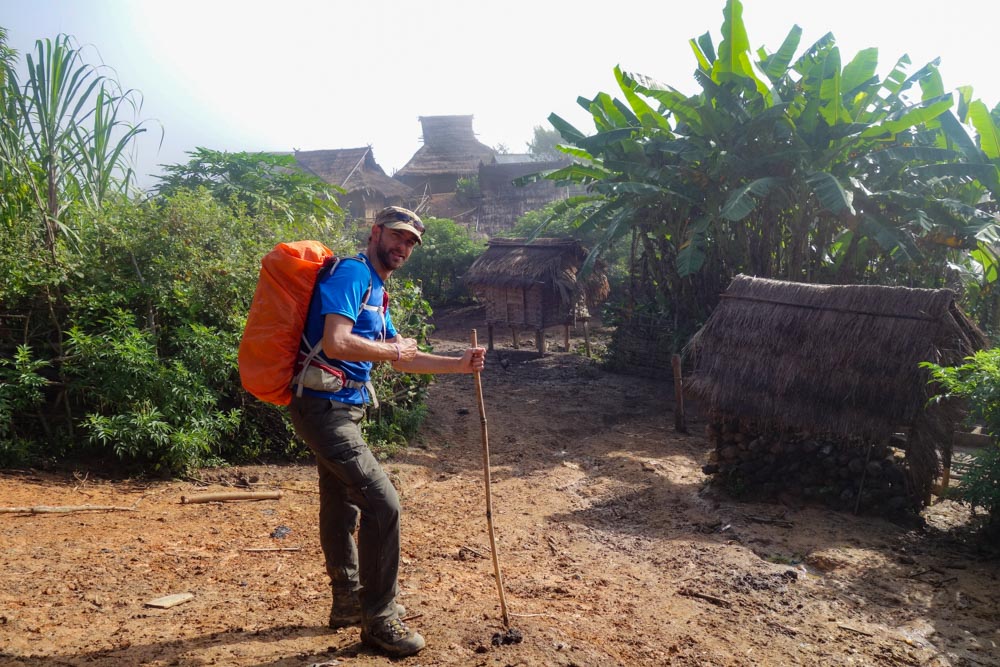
[471,329,511,628]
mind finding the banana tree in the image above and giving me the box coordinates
[535,0,1000,336]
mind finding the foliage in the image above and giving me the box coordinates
[538,0,1000,333]
[455,175,481,204]
[514,199,631,311]
[923,351,1000,530]
[396,217,485,305]
[154,147,344,226]
[0,28,440,475]
[526,125,564,161]
[364,278,435,457]
[0,33,150,255]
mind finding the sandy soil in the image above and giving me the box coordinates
[1,306,999,667]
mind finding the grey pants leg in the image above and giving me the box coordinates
[289,395,401,623]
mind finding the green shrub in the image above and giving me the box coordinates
[364,278,435,457]
[923,350,1000,531]
[396,217,484,305]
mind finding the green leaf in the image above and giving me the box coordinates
[720,177,782,221]
[760,25,802,81]
[544,163,609,183]
[861,93,953,138]
[858,214,920,261]
[806,172,854,215]
[615,66,672,132]
[714,0,751,80]
[676,216,712,277]
[968,100,1000,159]
[841,48,878,96]
[547,112,586,143]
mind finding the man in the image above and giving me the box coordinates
[288,206,485,657]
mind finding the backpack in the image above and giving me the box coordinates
[237,241,372,406]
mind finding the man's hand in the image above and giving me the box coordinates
[460,346,487,373]
[395,336,419,362]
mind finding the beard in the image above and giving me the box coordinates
[374,233,407,270]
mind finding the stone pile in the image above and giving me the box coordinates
[701,420,919,515]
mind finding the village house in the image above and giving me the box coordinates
[294,147,413,222]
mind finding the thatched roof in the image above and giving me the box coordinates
[395,115,496,178]
[294,147,413,199]
[464,238,610,306]
[686,275,988,440]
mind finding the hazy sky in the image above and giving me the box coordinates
[3,1,998,188]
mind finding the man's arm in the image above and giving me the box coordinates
[322,314,413,362]
[389,344,486,375]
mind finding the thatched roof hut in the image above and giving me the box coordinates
[465,238,609,352]
[686,275,988,503]
[394,115,496,194]
[295,147,413,221]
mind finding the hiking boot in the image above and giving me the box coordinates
[329,591,406,629]
[360,616,425,657]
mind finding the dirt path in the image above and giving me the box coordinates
[1,308,998,666]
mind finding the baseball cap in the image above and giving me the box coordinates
[375,206,424,244]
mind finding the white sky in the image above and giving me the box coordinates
[3,0,998,188]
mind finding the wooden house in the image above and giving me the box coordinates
[393,115,495,195]
[685,274,988,512]
[474,158,580,236]
[464,238,609,354]
[294,147,413,221]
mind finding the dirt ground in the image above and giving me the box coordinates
[1,306,999,667]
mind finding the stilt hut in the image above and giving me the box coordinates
[464,238,609,354]
[294,147,414,221]
[686,275,988,514]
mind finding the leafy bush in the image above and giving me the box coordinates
[396,217,485,305]
[455,176,480,204]
[364,278,435,457]
[923,350,1000,532]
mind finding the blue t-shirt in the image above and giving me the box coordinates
[299,253,397,404]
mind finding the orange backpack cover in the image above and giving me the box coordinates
[238,240,333,405]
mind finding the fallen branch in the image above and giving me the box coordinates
[837,624,874,637]
[0,504,136,514]
[744,515,794,528]
[459,544,487,559]
[180,491,282,504]
[242,547,302,553]
[678,588,732,608]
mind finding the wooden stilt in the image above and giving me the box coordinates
[487,323,495,352]
[511,326,520,349]
[564,324,571,352]
[671,354,687,434]
[536,329,546,354]
[583,319,592,358]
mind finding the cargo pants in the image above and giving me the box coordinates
[289,394,400,623]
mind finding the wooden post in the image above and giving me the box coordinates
[564,324,571,352]
[487,323,495,352]
[536,329,546,354]
[583,319,592,358]
[511,326,520,349]
[671,354,687,434]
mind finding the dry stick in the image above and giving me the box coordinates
[242,547,302,553]
[0,505,136,514]
[678,587,732,608]
[472,329,511,629]
[180,491,282,504]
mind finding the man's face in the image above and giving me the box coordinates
[373,225,420,271]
